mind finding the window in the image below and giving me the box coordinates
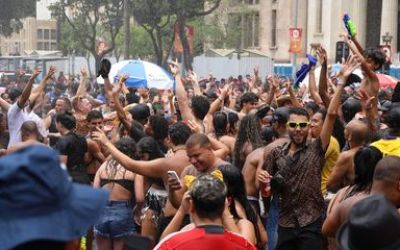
[44,42,49,50]
[271,10,277,47]
[316,0,323,33]
[51,42,57,50]
[51,29,56,40]
[44,29,49,39]
[37,29,43,39]
[37,42,43,50]
[242,13,259,48]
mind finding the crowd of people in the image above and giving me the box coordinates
[1,18,400,250]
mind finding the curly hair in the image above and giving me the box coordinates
[233,114,263,169]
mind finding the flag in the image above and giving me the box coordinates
[289,28,302,54]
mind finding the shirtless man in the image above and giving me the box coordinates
[93,124,228,237]
[323,156,400,237]
[169,61,210,133]
[242,106,290,214]
[327,119,368,192]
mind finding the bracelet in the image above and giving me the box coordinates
[217,97,223,102]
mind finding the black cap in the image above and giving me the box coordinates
[272,107,289,124]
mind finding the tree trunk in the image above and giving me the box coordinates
[177,17,192,71]
[123,0,130,59]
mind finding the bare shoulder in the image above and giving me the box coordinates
[338,194,369,221]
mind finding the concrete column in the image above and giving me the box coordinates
[380,0,398,52]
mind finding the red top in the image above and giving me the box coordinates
[154,225,257,250]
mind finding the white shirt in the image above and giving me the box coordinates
[7,103,48,148]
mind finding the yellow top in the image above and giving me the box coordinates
[371,138,400,157]
[321,136,340,195]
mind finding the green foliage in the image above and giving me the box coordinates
[0,0,37,36]
[130,25,154,60]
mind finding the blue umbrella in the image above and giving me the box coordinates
[97,60,174,89]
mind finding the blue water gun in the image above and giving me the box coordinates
[293,54,317,89]
[343,14,357,38]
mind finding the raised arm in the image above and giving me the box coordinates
[29,66,56,105]
[18,69,41,108]
[308,67,323,105]
[112,76,132,132]
[320,54,361,149]
[76,66,88,98]
[345,38,379,97]
[187,70,201,95]
[92,128,165,178]
[169,60,195,121]
[317,47,330,107]
[286,80,302,108]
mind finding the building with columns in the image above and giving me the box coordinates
[208,0,399,64]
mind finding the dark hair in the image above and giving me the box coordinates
[168,122,192,146]
[137,136,164,160]
[56,112,76,130]
[189,175,227,220]
[129,104,150,125]
[305,102,320,115]
[364,48,386,70]
[86,110,103,122]
[213,112,228,138]
[288,107,310,120]
[344,146,383,199]
[387,105,400,133]
[149,115,169,141]
[315,108,327,120]
[129,120,146,142]
[191,95,210,120]
[261,126,276,145]
[233,114,263,169]
[342,97,361,123]
[115,137,137,159]
[218,164,263,249]
[240,92,259,108]
[8,87,22,103]
[227,112,239,135]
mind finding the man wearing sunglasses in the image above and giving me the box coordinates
[258,55,360,250]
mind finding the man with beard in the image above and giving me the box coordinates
[258,55,360,250]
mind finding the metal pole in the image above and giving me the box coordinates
[292,0,299,81]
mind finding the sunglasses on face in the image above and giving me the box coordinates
[287,121,310,128]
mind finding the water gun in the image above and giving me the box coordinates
[293,54,317,89]
[343,14,357,38]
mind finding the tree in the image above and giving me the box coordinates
[130,25,154,61]
[0,0,36,36]
[50,0,124,73]
[168,0,222,70]
[131,0,175,67]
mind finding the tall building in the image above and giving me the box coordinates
[208,0,399,63]
[0,0,58,56]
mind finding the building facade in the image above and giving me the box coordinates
[209,0,399,64]
[0,0,58,56]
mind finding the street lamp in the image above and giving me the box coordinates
[382,32,393,45]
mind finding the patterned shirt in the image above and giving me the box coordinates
[263,138,326,228]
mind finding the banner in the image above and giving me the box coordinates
[174,24,194,54]
[97,37,108,55]
[289,28,302,54]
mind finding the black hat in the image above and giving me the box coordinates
[272,107,289,124]
[378,100,392,112]
[336,195,400,250]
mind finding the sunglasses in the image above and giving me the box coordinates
[287,121,310,128]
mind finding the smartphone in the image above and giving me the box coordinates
[167,170,181,185]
